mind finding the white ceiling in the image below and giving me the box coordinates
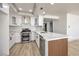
[14,3,79,15]
[15,3,34,13]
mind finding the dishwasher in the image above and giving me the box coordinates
[40,35,45,56]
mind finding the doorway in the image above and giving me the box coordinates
[43,18,53,32]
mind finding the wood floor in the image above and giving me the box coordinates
[9,41,40,56]
[10,39,79,56]
[68,40,79,56]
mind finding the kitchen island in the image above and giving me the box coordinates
[35,32,68,56]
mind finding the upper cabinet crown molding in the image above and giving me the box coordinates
[43,15,59,19]
[18,12,33,16]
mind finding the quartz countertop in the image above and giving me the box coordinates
[35,31,68,41]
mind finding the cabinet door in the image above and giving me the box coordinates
[38,15,43,26]
[12,16,16,25]
[48,38,68,56]
[31,17,35,26]
[14,33,21,43]
[35,17,39,26]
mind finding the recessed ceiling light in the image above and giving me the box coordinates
[29,9,32,12]
[50,3,54,5]
[19,8,22,10]
[43,11,46,14]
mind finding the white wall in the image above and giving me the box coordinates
[67,13,79,41]
[52,13,79,41]
[53,13,67,34]
[0,11,9,55]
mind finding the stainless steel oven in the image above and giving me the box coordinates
[21,28,31,42]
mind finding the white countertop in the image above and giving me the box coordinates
[35,31,68,41]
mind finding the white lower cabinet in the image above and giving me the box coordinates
[30,32,35,41]
[9,32,21,49]
[9,34,16,49]
[14,33,21,43]
[34,32,40,48]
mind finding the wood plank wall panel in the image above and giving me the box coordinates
[48,38,68,56]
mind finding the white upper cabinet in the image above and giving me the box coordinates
[38,15,43,26]
[31,16,35,26]
[9,14,22,26]
[21,16,31,25]
[16,15,22,26]
[9,6,22,26]
[31,15,44,26]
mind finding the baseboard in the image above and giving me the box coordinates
[9,43,16,51]
[68,36,79,42]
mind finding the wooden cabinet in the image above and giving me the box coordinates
[39,37,68,56]
[48,38,68,56]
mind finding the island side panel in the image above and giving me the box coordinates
[45,40,48,56]
[48,38,68,56]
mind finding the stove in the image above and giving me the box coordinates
[21,28,31,42]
